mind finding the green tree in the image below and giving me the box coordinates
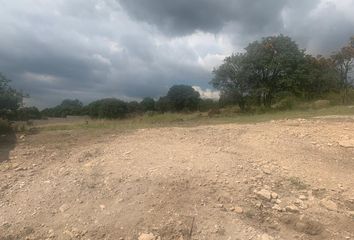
[0,73,25,119]
[88,98,128,119]
[127,101,142,113]
[166,85,201,111]
[243,35,305,107]
[331,36,354,103]
[211,35,306,108]
[16,107,41,121]
[41,99,84,117]
[198,98,218,112]
[293,55,339,99]
[59,99,83,116]
[211,53,249,110]
[60,99,83,109]
[140,97,155,112]
[155,96,171,113]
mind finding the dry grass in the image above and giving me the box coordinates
[30,105,354,132]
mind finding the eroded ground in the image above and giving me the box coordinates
[1,117,354,240]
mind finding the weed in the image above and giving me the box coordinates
[288,177,308,190]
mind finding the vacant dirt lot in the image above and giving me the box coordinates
[1,116,354,240]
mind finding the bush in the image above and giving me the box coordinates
[272,97,296,111]
[253,105,268,114]
[199,99,218,112]
[321,92,342,105]
[145,111,157,117]
[41,99,84,118]
[218,106,242,116]
[88,98,128,119]
[312,100,330,109]
[127,101,142,114]
[12,122,27,132]
[155,97,171,113]
[15,107,41,121]
[207,108,221,117]
[345,89,354,104]
[140,98,155,112]
[0,118,12,134]
[319,90,354,106]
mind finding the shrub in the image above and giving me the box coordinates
[272,97,296,111]
[0,118,12,134]
[145,111,157,117]
[12,122,27,132]
[312,100,330,109]
[346,89,354,104]
[140,98,155,112]
[218,106,242,116]
[321,92,342,105]
[88,98,128,119]
[155,97,171,113]
[207,108,221,117]
[127,101,142,114]
[41,99,83,118]
[199,99,218,112]
[15,107,41,121]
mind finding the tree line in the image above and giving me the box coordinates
[0,74,214,121]
[0,34,353,122]
[40,85,213,119]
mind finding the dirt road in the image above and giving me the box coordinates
[1,117,354,239]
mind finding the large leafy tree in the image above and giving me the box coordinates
[212,35,306,108]
[88,98,128,119]
[127,101,142,113]
[211,53,250,110]
[155,96,170,113]
[16,107,41,121]
[0,73,24,118]
[166,85,201,111]
[60,99,83,109]
[293,55,339,99]
[42,99,84,117]
[331,37,354,102]
[243,35,305,106]
[140,97,156,112]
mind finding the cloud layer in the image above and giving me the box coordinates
[0,0,353,108]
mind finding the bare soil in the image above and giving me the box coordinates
[1,117,354,240]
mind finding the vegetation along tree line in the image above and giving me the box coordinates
[1,35,354,124]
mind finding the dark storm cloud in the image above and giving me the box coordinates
[118,0,290,36]
[0,0,353,108]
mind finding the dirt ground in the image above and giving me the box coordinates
[1,116,354,240]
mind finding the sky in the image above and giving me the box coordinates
[1,0,354,108]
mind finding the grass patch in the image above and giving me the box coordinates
[244,209,257,219]
[288,177,308,190]
[34,105,354,132]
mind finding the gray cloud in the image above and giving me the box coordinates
[282,1,354,54]
[0,0,353,108]
[118,0,291,36]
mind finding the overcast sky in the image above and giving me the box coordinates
[1,0,354,108]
